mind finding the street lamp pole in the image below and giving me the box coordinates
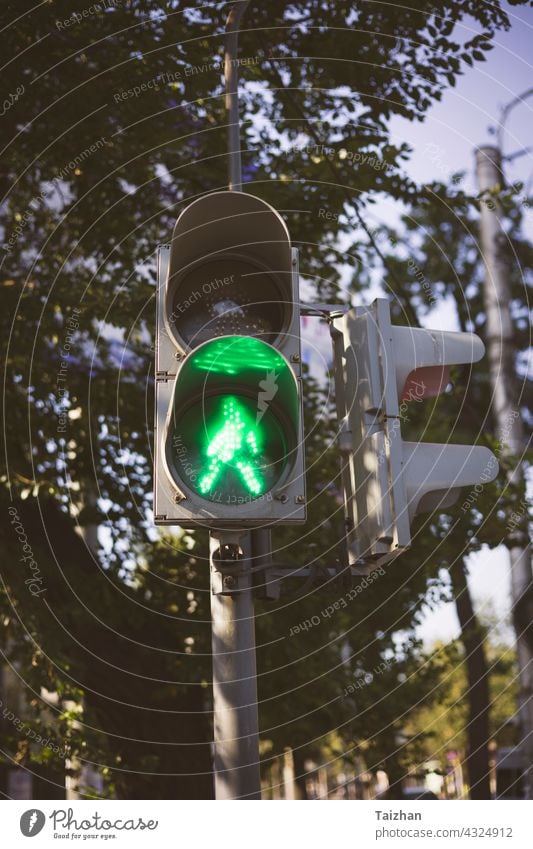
[475,140,533,799]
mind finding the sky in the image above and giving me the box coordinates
[390,2,533,647]
[390,3,533,204]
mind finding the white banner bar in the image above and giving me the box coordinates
[1,799,532,848]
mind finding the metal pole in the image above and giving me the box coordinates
[225,0,250,191]
[208,0,262,801]
[210,532,261,799]
[66,487,100,800]
[475,145,533,798]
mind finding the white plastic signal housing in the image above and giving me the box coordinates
[388,325,485,407]
[331,299,498,565]
[153,191,306,528]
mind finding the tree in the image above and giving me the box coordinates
[403,635,519,796]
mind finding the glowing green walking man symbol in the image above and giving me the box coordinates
[198,397,264,496]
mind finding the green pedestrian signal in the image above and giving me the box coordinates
[154,192,306,526]
[198,397,263,497]
[165,336,295,509]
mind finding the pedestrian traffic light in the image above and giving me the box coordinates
[154,191,306,527]
[331,298,498,564]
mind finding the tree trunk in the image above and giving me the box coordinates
[291,747,309,799]
[450,558,492,799]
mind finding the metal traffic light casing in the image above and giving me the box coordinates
[154,191,306,527]
[332,298,498,565]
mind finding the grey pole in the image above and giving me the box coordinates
[208,0,262,801]
[225,0,250,191]
[210,532,261,799]
[475,145,533,798]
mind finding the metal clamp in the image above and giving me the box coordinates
[300,303,350,318]
[210,538,249,596]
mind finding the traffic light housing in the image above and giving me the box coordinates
[154,191,306,527]
[332,298,498,564]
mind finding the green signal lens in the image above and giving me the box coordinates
[166,336,299,507]
[169,394,287,504]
